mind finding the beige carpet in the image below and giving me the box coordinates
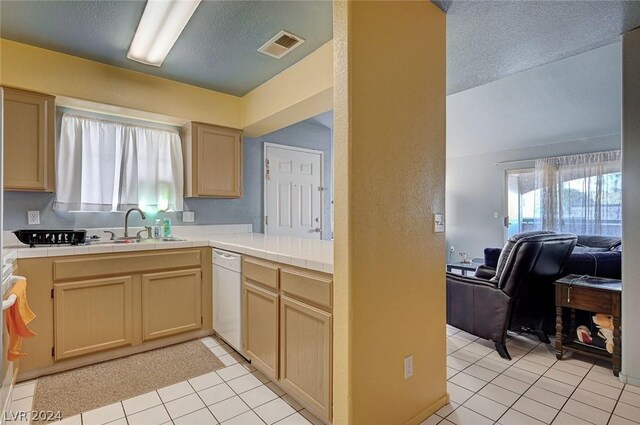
[32,339,225,422]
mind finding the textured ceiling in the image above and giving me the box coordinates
[447,43,621,159]
[0,0,332,96]
[447,0,640,94]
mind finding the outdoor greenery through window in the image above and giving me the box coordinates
[507,150,622,238]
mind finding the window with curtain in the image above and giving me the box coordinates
[533,150,621,236]
[55,114,184,212]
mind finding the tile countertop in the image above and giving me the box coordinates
[3,233,334,274]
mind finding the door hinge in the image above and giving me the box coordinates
[51,289,54,299]
[201,270,203,279]
[265,159,270,181]
[201,316,204,324]
[318,186,324,191]
[51,347,55,357]
[265,216,268,226]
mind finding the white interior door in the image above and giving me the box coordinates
[265,144,323,239]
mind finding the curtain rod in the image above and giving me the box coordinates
[62,113,180,134]
[494,149,621,166]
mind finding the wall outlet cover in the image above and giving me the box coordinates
[434,213,445,233]
[404,355,414,379]
[27,211,40,225]
[182,211,195,222]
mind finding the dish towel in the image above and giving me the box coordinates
[4,277,37,361]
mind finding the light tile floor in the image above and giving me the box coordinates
[422,325,640,425]
[8,335,323,425]
[8,328,640,425]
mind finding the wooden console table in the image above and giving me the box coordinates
[554,274,622,376]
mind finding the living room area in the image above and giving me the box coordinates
[437,2,639,425]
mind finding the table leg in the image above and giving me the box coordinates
[569,308,577,342]
[555,306,564,360]
[613,315,621,377]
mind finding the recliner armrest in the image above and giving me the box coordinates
[475,265,497,280]
[446,272,499,289]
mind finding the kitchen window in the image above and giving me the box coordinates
[55,114,184,212]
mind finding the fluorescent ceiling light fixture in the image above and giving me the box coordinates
[128,0,201,67]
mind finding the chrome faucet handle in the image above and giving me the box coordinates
[103,230,116,240]
[136,226,153,240]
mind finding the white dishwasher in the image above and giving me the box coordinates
[212,249,243,354]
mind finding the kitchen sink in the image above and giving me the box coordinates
[84,237,186,245]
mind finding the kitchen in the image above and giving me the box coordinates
[0,1,334,423]
[0,1,452,424]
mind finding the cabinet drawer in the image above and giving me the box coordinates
[243,257,279,290]
[559,286,612,312]
[54,250,202,281]
[281,268,332,310]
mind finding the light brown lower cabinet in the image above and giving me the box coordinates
[280,295,332,421]
[142,269,202,341]
[54,276,134,360]
[242,257,333,423]
[243,282,279,380]
[16,247,212,378]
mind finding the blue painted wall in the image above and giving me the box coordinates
[3,111,333,239]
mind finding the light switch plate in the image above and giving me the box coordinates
[27,211,40,225]
[182,211,195,222]
[434,213,444,233]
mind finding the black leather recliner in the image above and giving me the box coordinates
[446,233,577,359]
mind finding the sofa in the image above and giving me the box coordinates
[479,235,622,280]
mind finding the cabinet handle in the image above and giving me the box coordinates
[567,287,571,303]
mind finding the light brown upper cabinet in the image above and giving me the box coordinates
[2,87,56,192]
[182,122,243,198]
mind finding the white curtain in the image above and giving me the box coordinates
[534,150,621,236]
[56,114,184,212]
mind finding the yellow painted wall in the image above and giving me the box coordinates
[0,39,242,128]
[0,38,334,137]
[241,41,333,137]
[333,1,448,424]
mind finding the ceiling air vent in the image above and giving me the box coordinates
[258,30,305,59]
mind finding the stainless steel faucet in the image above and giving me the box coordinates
[124,208,147,238]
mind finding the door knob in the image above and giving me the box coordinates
[313,227,322,233]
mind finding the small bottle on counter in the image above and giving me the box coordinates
[153,219,162,238]
[163,218,172,238]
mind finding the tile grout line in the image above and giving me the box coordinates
[606,378,628,425]
[546,360,601,425]
[444,333,542,423]
[491,340,557,425]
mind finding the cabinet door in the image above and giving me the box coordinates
[280,295,332,422]
[54,276,133,360]
[3,87,55,191]
[142,269,202,341]
[185,123,242,198]
[243,282,279,380]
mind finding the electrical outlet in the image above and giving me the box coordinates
[494,211,499,219]
[404,355,414,379]
[182,211,195,222]
[450,246,455,253]
[27,211,40,225]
